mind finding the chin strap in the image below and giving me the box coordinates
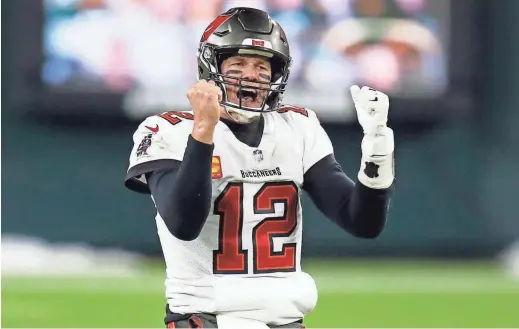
[225,106,262,124]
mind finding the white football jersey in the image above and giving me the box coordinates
[126,106,333,325]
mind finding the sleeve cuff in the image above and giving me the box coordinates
[185,134,215,160]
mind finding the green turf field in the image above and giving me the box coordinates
[3,260,519,328]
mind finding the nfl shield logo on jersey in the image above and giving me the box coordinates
[253,149,263,162]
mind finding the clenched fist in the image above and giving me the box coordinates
[350,85,389,136]
[187,80,223,128]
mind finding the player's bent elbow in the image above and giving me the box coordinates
[334,214,385,239]
[350,223,385,239]
[165,222,201,241]
[160,213,202,241]
[353,228,383,239]
[174,230,200,241]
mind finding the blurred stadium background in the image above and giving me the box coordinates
[2,0,519,327]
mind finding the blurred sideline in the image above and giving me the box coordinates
[1,235,144,277]
[3,234,519,287]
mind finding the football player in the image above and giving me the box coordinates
[125,7,394,329]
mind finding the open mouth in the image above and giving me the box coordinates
[237,87,258,102]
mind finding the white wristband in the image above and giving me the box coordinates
[358,153,395,189]
[357,127,395,189]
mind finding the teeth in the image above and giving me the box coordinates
[239,88,257,97]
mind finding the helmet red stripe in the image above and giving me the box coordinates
[201,14,233,42]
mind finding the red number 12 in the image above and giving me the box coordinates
[213,182,298,274]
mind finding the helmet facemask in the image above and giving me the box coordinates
[198,44,291,123]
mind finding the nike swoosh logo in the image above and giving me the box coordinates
[145,124,159,133]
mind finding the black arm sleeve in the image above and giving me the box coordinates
[144,135,214,241]
[302,154,393,238]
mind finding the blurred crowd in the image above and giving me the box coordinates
[43,0,447,96]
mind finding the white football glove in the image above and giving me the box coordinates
[350,85,395,189]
